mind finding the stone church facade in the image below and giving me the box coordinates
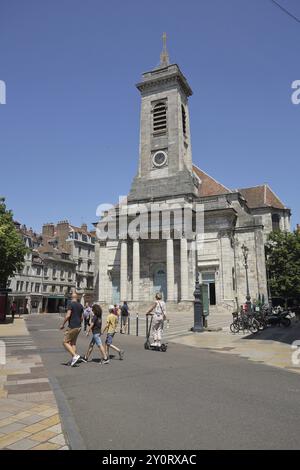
[94,40,291,315]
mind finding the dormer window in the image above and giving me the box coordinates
[153,102,167,133]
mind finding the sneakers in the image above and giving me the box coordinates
[80,356,88,363]
[157,341,161,348]
[150,342,157,347]
[70,354,80,367]
[102,358,110,364]
[119,350,125,360]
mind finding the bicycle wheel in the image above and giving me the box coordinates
[257,319,265,330]
[249,319,259,334]
[230,322,239,333]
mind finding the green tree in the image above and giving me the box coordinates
[265,230,300,305]
[0,198,27,288]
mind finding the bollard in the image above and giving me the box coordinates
[136,313,139,336]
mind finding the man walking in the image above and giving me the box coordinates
[120,301,129,334]
[60,292,83,367]
[10,301,17,323]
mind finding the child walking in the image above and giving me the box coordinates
[83,304,109,364]
[103,306,125,360]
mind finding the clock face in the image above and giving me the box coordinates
[153,151,167,168]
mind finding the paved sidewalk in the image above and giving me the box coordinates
[0,317,68,450]
[170,321,300,375]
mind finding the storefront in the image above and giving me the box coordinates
[43,295,67,313]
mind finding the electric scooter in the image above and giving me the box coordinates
[144,314,168,352]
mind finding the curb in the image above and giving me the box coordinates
[23,316,87,450]
[48,376,86,450]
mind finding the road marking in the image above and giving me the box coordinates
[39,329,60,332]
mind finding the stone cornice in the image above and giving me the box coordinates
[136,65,193,97]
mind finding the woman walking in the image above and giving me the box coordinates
[83,304,109,364]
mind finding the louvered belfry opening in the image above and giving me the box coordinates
[182,105,186,135]
[153,102,167,133]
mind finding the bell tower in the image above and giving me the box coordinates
[129,34,198,201]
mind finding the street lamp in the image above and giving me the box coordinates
[241,243,252,312]
[191,271,204,332]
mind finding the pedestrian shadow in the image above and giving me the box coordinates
[0,316,14,324]
[241,320,300,346]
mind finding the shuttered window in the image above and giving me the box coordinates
[153,102,167,133]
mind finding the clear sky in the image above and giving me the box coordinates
[0,0,299,231]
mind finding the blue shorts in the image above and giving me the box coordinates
[90,333,102,347]
[105,333,115,345]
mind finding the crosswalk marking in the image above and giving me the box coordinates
[0,336,36,350]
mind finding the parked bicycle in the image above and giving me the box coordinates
[230,309,259,334]
[231,304,292,333]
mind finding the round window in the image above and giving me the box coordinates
[153,151,167,168]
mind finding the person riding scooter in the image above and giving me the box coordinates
[146,293,167,348]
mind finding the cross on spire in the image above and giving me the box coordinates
[160,32,170,67]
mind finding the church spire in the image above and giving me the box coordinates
[159,32,170,67]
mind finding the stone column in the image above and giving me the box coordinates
[188,240,197,300]
[284,214,290,232]
[98,243,104,302]
[120,240,128,301]
[167,238,175,302]
[180,238,189,301]
[132,239,140,301]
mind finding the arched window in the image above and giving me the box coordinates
[272,214,280,231]
[153,102,167,133]
[181,105,186,135]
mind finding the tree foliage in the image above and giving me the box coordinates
[0,198,27,288]
[265,230,300,302]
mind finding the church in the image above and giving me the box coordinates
[94,36,291,316]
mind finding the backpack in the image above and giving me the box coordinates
[121,305,128,316]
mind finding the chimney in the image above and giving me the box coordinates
[57,220,70,232]
[42,223,55,238]
[56,220,71,253]
[81,223,88,232]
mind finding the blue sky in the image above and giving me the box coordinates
[0,0,299,231]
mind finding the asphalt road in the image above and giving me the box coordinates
[26,314,300,450]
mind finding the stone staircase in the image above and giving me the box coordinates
[114,302,233,340]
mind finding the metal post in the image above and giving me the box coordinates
[146,314,148,337]
[128,315,130,335]
[241,244,252,313]
[266,255,272,308]
[136,313,139,336]
[192,272,204,332]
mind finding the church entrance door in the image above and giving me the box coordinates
[153,265,167,301]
